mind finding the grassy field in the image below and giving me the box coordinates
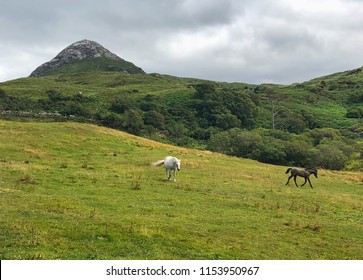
[0,120,362,260]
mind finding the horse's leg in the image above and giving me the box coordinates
[301,177,307,187]
[173,169,177,182]
[286,175,293,185]
[307,178,313,189]
[166,169,171,180]
[293,176,299,187]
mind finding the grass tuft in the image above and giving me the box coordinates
[19,173,36,184]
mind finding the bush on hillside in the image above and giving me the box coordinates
[207,128,356,169]
[313,145,348,170]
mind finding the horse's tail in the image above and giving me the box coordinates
[152,160,164,167]
[285,168,292,174]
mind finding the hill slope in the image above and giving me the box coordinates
[0,120,362,259]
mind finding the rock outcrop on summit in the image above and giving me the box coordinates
[29,39,145,77]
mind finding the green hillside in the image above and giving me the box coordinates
[0,68,362,170]
[0,120,362,259]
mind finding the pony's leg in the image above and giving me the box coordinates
[173,169,177,182]
[286,175,293,185]
[301,178,307,187]
[166,169,171,180]
[307,178,313,189]
[293,176,299,187]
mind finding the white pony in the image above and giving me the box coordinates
[153,156,181,182]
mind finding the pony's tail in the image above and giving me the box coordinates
[285,168,292,174]
[152,160,164,167]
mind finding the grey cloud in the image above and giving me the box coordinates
[1,0,363,84]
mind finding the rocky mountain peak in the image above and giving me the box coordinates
[29,39,144,77]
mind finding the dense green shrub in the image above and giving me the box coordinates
[0,88,7,97]
[110,95,137,114]
[143,110,165,129]
[123,109,144,134]
[346,107,363,118]
[314,145,348,170]
[193,83,258,129]
[207,128,356,169]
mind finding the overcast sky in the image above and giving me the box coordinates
[1,0,363,84]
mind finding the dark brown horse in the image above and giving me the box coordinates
[285,167,318,189]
